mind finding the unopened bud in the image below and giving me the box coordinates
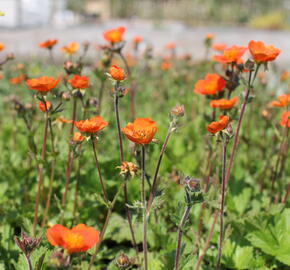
[6,53,15,60]
[116,253,131,269]
[62,91,71,100]
[245,59,255,71]
[171,104,185,117]
[15,232,41,257]
[183,177,200,192]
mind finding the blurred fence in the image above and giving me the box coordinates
[108,0,289,25]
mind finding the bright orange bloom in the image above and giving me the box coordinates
[212,43,227,52]
[68,74,89,89]
[248,40,280,63]
[46,224,100,254]
[133,35,142,43]
[39,39,58,49]
[109,65,126,81]
[213,45,247,64]
[207,115,230,134]
[61,42,79,55]
[39,101,52,112]
[26,76,59,93]
[75,116,108,133]
[280,111,290,128]
[122,118,157,145]
[210,97,238,110]
[103,26,126,43]
[10,74,26,85]
[270,94,290,107]
[206,33,214,40]
[73,132,85,142]
[165,42,176,50]
[194,73,226,95]
[280,71,289,81]
[161,61,171,71]
[0,43,5,51]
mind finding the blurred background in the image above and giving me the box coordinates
[0,0,289,64]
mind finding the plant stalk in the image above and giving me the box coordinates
[216,140,228,269]
[33,108,49,236]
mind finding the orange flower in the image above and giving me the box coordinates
[39,39,58,49]
[0,42,5,51]
[61,42,79,55]
[161,61,171,71]
[207,115,230,134]
[280,111,290,128]
[122,118,157,145]
[46,224,100,254]
[39,101,52,112]
[206,33,214,40]
[210,97,238,110]
[212,43,227,52]
[109,65,126,81]
[73,132,85,142]
[10,74,26,85]
[26,76,59,93]
[133,35,142,43]
[68,74,89,89]
[75,116,108,133]
[280,71,289,81]
[165,42,176,50]
[103,26,126,43]
[194,73,226,95]
[213,45,247,64]
[270,94,290,107]
[248,40,280,63]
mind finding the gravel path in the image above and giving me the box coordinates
[0,19,289,67]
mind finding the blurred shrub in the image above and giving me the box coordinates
[249,11,286,30]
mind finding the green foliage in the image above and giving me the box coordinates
[0,42,289,270]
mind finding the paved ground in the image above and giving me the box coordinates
[0,19,289,66]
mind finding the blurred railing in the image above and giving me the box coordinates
[108,0,286,25]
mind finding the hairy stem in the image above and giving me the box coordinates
[33,108,49,236]
[113,89,139,256]
[88,183,124,270]
[195,210,219,270]
[175,191,192,270]
[41,118,56,228]
[225,69,254,187]
[141,146,148,270]
[216,141,228,269]
[60,97,77,223]
[147,127,173,212]
[26,255,33,270]
[91,136,109,203]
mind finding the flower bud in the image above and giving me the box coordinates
[183,177,200,192]
[116,253,131,269]
[15,232,41,257]
[117,162,138,178]
[245,59,255,71]
[6,53,15,60]
[61,91,72,100]
[171,104,185,117]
